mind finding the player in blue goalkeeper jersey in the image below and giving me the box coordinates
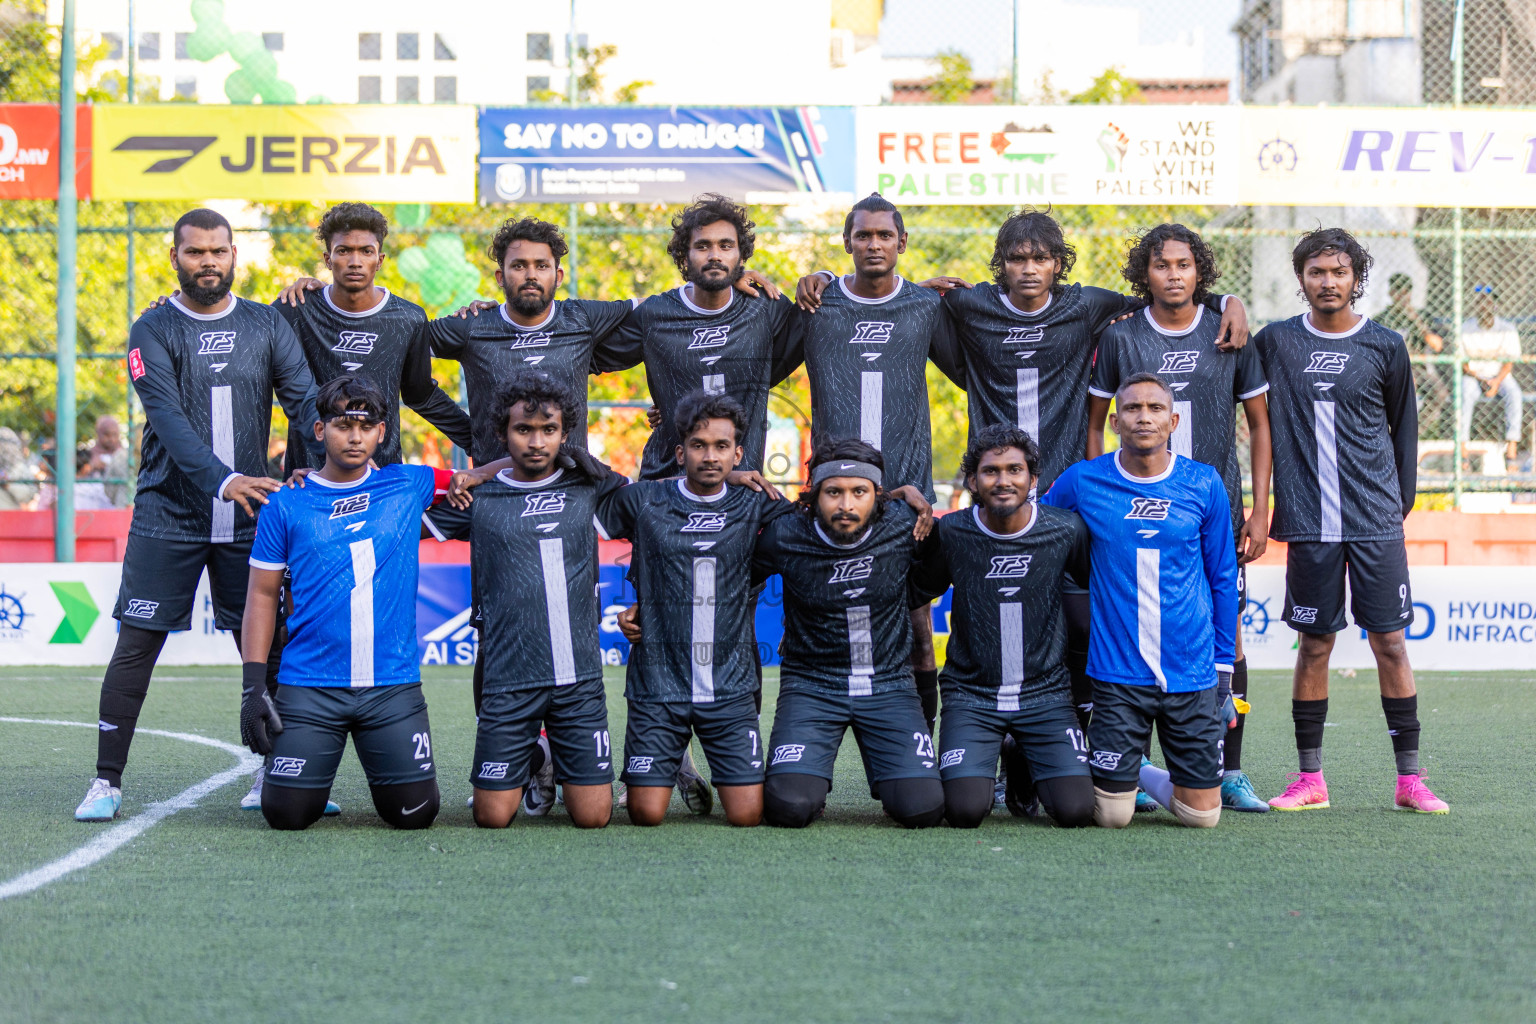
[1041,373,1239,829]
[238,375,504,831]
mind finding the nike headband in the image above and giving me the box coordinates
[810,460,883,488]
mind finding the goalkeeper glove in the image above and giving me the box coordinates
[1216,669,1237,730]
[240,662,283,755]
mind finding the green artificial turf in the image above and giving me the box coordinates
[1,666,1531,1024]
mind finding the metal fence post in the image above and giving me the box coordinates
[54,0,78,562]
[1450,0,1465,509]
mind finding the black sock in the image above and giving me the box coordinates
[1381,695,1421,775]
[472,656,484,717]
[914,669,939,734]
[1293,698,1328,774]
[96,625,169,787]
[1066,650,1092,732]
[1224,659,1248,772]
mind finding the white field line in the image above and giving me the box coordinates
[0,717,261,901]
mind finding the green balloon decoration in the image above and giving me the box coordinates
[399,234,482,314]
[184,0,299,104]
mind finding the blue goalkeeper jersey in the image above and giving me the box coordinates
[249,463,449,688]
[1041,452,1237,693]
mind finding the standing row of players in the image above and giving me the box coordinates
[73,194,1447,828]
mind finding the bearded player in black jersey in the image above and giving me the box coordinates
[1256,229,1446,815]
[75,208,322,822]
[752,439,944,830]
[911,425,1095,828]
[1087,224,1274,814]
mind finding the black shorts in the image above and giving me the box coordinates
[471,680,613,790]
[266,683,435,790]
[1087,681,1224,790]
[1283,539,1412,635]
[1236,563,1248,614]
[765,687,939,787]
[936,700,1090,783]
[622,693,763,787]
[112,532,251,632]
[422,501,471,542]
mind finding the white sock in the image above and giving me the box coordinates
[1139,762,1175,809]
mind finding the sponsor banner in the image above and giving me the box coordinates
[0,104,92,200]
[1241,106,1536,208]
[93,104,476,202]
[478,106,855,204]
[5,562,1532,670]
[854,105,1237,206]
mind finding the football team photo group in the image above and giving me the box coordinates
[69,191,1449,836]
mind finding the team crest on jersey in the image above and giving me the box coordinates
[478,762,510,779]
[1157,350,1201,374]
[333,331,377,355]
[1125,497,1173,520]
[627,756,654,773]
[681,512,727,532]
[1305,351,1350,374]
[1291,605,1319,624]
[771,744,806,765]
[521,491,567,516]
[1004,326,1045,345]
[985,554,1033,579]
[270,757,306,778]
[939,748,965,769]
[329,493,371,519]
[123,599,159,619]
[1090,750,1122,771]
[850,321,894,344]
[828,555,874,585]
[688,325,730,350]
[509,331,553,350]
[197,331,236,355]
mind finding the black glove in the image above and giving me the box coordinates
[556,443,611,481]
[240,662,283,755]
[1216,669,1237,730]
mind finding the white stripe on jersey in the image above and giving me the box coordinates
[539,537,577,686]
[691,556,717,703]
[846,605,874,697]
[210,385,234,543]
[1136,548,1168,690]
[1314,400,1342,543]
[1015,369,1040,441]
[703,374,726,396]
[998,602,1024,712]
[348,538,376,687]
[1172,400,1193,458]
[860,371,883,451]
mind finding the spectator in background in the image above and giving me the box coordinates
[1377,272,1449,433]
[89,415,130,507]
[1461,284,1524,466]
[74,448,115,511]
[0,427,39,510]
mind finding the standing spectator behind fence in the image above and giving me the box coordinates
[89,414,131,507]
[1377,273,1450,435]
[0,427,40,509]
[1460,284,1524,466]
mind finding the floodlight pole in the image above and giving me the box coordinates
[55,0,78,561]
[566,0,579,300]
[1011,0,1019,104]
[1450,0,1465,507]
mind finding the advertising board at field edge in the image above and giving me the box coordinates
[0,104,92,200]
[479,106,856,204]
[92,104,476,202]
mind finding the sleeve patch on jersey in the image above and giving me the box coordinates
[128,348,145,380]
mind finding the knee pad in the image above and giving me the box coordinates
[1092,786,1136,829]
[373,780,440,830]
[763,775,828,829]
[878,778,945,829]
[261,783,328,831]
[1036,776,1095,829]
[942,778,994,829]
[1170,797,1220,829]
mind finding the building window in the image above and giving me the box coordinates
[359,33,381,60]
[102,32,123,60]
[397,76,419,103]
[358,76,381,103]
[527,33,552,61]
[526,75,550,101]
[263,32,283,51]
[434,33,455,60]
[138,32,160,60]
[174,32,190,60]
[434,76,457,103]
[397,32,418,60]
[174,76,196,99]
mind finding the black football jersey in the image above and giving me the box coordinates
[1254,314,1417,542]
[275,285,471,468]
[127,295,319,543]
[751,501,928,697]
[470,466,627,693]
[1090,306,1269,538]
[789,275,963,499]
[606,287,802,481]
[604,479,795,704]
[427,298,635,462]
[911,505,1089,711]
